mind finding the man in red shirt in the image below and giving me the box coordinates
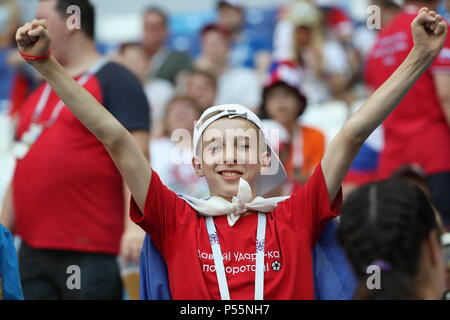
[0,0,150,299]
[14,8,448,299]
[365,0,450,226]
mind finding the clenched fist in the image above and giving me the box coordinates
[411,7,448,58]
[16,19,51,61]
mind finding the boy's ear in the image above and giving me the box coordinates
[192,156,205,177]
[259,151,271,175]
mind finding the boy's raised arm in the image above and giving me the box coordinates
[16,20,151,212]
[321,8,448,203]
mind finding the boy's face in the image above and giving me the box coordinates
[193,118,270,200]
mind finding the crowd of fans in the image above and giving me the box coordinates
[0,0,449,300]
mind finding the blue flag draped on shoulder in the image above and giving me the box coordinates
[139,219,356,300]
[0,224,24,300]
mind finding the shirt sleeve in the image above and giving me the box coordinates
[276,164,342,243]
[97,62,151,132]
[129,170,194,254]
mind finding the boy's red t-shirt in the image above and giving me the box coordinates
[130,165,341,300]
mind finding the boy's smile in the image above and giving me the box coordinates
[217,168,244,181]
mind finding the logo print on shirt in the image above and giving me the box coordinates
[256,239,265,252]
[209,232,219,245]
[272,260,282,272]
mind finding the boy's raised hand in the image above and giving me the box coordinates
[412,8,448,58]
[16,19,51,59]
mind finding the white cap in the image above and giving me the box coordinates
[193,104,287,196]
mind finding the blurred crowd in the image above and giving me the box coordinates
[4,0,382,194]
[0,0,426,195]
[0,0,450,300]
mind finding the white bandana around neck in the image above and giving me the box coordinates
[180,178,289,300]
[181,178,289,227]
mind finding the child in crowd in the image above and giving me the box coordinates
[15,8,447,299]
[261,61,326,195]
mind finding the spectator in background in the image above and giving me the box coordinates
[338,179,448,299]
[116,42,174,137]
[260,61,325,195]
[195,24,261,110]
[0,0,20,114]
[351,0,402,56]
[273,0,353,105]
[216,0,272,72]
[179,68,217,111]
[142,7,192,85]
[365,0,450,227]
[0,0,150,299]
[150,96,209,198]
[315,0,353,43]
[314,0,363,102]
